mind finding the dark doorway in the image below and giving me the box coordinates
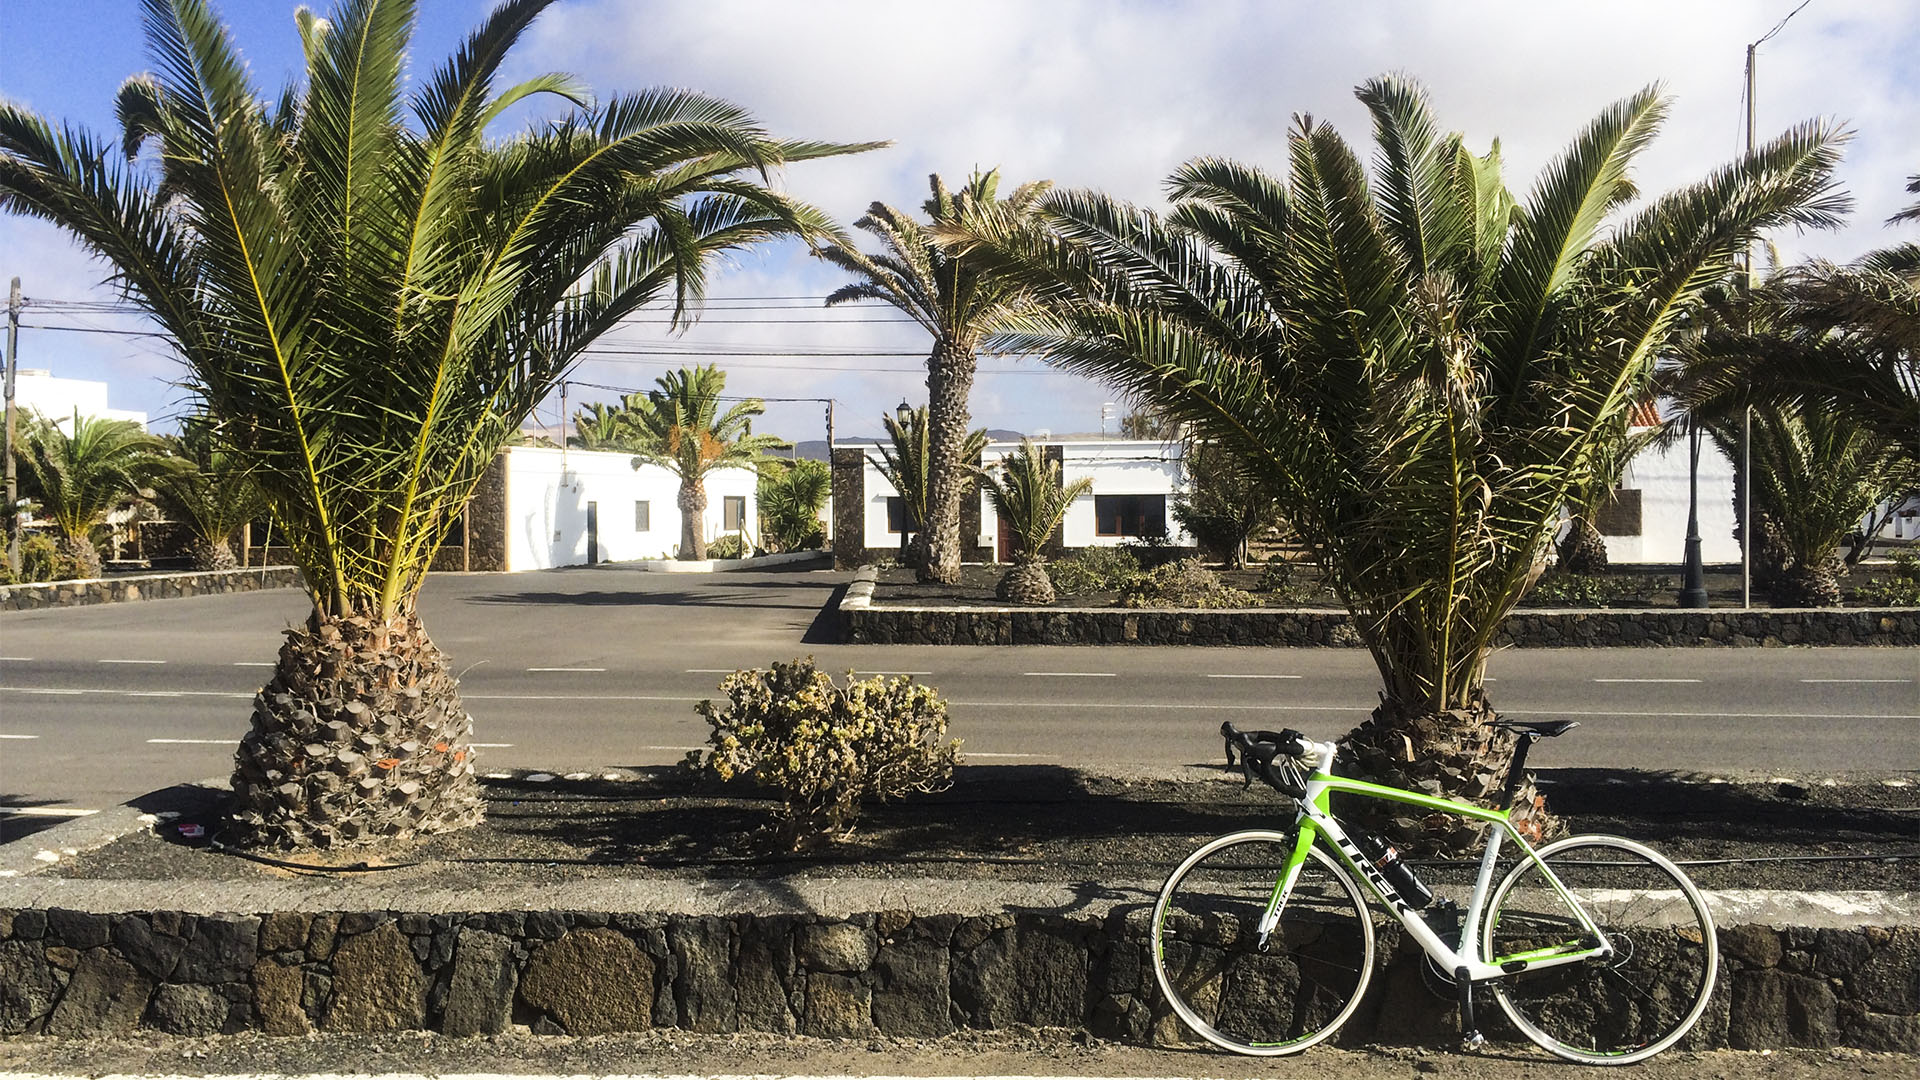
[586,501,599,565]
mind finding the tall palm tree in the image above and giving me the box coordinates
[952,75,1845,849]
[978,436,1091,604]
[0,0,871,850]
[626,365,788,559]
[818,169,1052,584]
[570,393,662,452]
[866,404,988,567]
[1890,172,1920,225]
[149,415,266,571]
[13,409,162,578]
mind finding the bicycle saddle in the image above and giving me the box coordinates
[1494,719,1578,738]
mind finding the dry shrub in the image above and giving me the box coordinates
[1120,557,1254,609]
[689,658,960,849]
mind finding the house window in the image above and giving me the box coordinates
[886,497,915,534]
[1095,494,1167,538]
[634,501,650,531]
[723,496,746,532]
[1595,489,1643,537]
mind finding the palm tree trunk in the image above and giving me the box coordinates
[921,341,978,585]
[680,477,708,560]
[1768,552,1843,607]
[996,557,1056,604]
[191,534,239,571]
[1338,688,1559,857]
[62,533,102,579]
[1556,515,1610,574]
[228,610,483,850]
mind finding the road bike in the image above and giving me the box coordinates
[1150,720,1718,1064]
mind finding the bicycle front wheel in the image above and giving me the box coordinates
[1151,830,1375,1055]
[1483,834,1718,1064]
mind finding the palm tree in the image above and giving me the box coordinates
[13,409,162,578]
[818,170,1052,584]
[149,416,265,571]
[570,394,661,452]
[757,457,831,552]
[951,75,1845,849]
[978,437,1092,605]
[866,405,988,567]
[1704,403,1908,606]
[0,0,871,850]
[626,365,789,559]
[1890,172,1920,225]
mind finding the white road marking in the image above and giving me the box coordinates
[0,806,98,818]
[526,666,606,672]
[19,689,83,695]
[145,738,232,744]
[1023,671,1116,677]
[963,752,1051,759]
[471,742,514,748]
[0,734,39,740]
[0,656,31,661]
[127,691,183,698]
[854,670,933,676]
[99,658,166,664]
[639,744,703,752]
[685,668,741,673]
[1801,678,1912,683]
[233,661,276,667]
[1206,673,1301,679]
[943,698,1920,721]
[1593,678,1702,683]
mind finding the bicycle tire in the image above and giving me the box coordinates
[1150,830,1375,1055]
[1482,834,1718,1064]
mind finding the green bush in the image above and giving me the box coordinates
[1852,553,1920,607]
[1048,546,1143,595]
[1254,556,1325,605]
[1120,557,1255,609]
[1523,572,1672,607]
[688,658,960,850]
[706,532,748,559]
[0,533,80,585]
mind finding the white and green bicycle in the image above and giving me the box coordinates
[1151,720,1718,1064]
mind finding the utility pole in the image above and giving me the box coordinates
[4,278,20,577]
[824,398,836,449]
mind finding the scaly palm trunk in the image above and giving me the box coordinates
[996,557,1055,604]
[228,611,483,850]
[1339,689,1559,857]
[1769,552,1843,607]
[191,534,239,572]
[921,341,977,585]
[1556,516,1610,574]
[680,478,708,560]
[62,534,102,579]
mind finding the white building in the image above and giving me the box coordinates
[1596,435,1741,565]
[497,446,757,571]
[13,369,148,430]
[836,438,1192,565]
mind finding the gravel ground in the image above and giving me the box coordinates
[0,1028,1912,1078]
[51,764,1920,893]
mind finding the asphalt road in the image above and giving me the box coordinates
[2,563,1915,824]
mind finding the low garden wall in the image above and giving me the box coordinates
[0,567,305,612]
[845,587,1920,648]
[1,906,1913,1050]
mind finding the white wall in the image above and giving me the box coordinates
[851,439,1191,557]
[501,447,757,571]
[1603,436,1741,564]
[14,369,148,430]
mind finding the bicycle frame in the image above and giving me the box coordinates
[1262,741,1613,985]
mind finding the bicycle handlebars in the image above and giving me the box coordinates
[1220,721,1311,799]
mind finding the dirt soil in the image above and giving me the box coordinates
[0,1028,1912,1078]
[54,765,1920,893]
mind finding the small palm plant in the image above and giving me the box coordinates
[757,457,831,552]
[149,417,265,571]
[626,365,789,559]
[867,405,988,567]
[978,437,1091,604]
[13,409,162,578]
[0,0,869,849]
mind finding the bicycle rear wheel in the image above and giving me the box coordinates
[1483,834,1718,1064]
[1151,830,1374,1055]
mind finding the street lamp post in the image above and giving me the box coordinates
[1677,416,1710,607]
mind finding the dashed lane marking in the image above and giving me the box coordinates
[526,666,606,672]
[233,661,276,667]
[1802,678,1912,683]
[99,658,167,664]
[1593,678,1703,683]
[0,734,39,739]
[0,656,31,661]
[853,670,933,676]
[471,743,514,748]
[1023,671,1116,677]
[146,738,231,744]
[0,806,97,817]
[1206,673,1301,679]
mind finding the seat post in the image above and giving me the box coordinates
[1498,732,1540,812]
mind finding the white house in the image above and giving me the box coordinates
[497,446,757,571]
[1597,434,1741,565]
[834,438,1191,565]
[13,369,148,430]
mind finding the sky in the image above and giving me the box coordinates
[2,0,1917,446]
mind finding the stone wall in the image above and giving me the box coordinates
[0,567,305,613]
[1,906,1912,1049]
[847,603,1920,648]
[831,447,867,571]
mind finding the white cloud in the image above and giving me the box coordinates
[6,0,1915,439]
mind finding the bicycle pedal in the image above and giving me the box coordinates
[1461,1029,1487,1052]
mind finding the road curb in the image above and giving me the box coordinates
[0,778,226,879]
